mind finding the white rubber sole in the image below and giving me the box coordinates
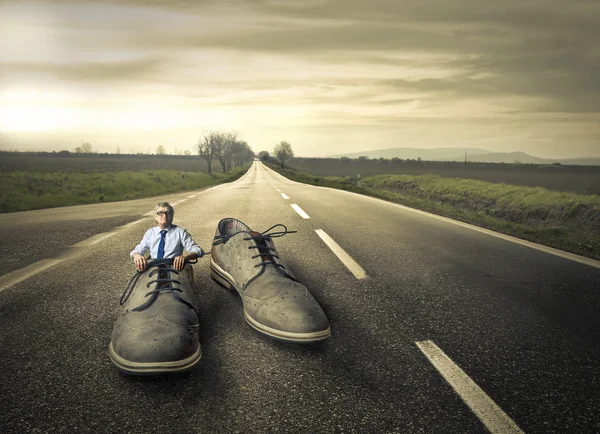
[210,258,331,343]
[108,341,202,375]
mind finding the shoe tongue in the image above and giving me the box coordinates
[249,232,277,265]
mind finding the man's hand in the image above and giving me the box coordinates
[133,253,147,272]
[174,254,187,271]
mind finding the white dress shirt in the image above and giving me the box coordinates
[130,224,203,259]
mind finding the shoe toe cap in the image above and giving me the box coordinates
[111,314,199,363]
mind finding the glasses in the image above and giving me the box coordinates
[156,211,172,216]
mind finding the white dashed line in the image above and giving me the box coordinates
[416,340,524,434]
[0,259,64,293]
[315,229,367,279]
[291,204,310,219]
[281,193,289,200]
[187,194,196,198]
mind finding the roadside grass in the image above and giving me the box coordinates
[0,165,250,213]
[270,165,600,260]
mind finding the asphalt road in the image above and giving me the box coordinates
[1,161,599,433]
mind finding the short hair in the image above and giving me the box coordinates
[155,202,174,217]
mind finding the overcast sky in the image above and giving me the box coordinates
[1,0,599,158]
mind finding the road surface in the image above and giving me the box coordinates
[1,161,599,433]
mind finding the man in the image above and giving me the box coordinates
[111,201,203,374]
[131,202,204,271]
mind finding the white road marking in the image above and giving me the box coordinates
[0,259,64,293]
[291,204,310,219]
[187,194,196,198]
[416,340,524,434]
[312,186,600,270]
[281,193,289,200]
[70,232,116,247]
[119,218,146,228]
[315,229,367,279]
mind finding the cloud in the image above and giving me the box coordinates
[1,0,599,157]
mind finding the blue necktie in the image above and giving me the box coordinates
[157,230,167,259]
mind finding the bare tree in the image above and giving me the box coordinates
[216,132,236,173]
[196,131,221,174]
[229,139,253,170]
[273,141,294,168]
[156,145,166,155]
[75,142,92,154]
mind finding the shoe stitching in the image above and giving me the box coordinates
[212,221,299,290]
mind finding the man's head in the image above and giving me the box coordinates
[154,202,174,229]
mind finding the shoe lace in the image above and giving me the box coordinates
[120,258,197,312]
[212,223,296,246]
[212,223,298,289]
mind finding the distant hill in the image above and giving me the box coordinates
[329,147,491,161]
[444,151,600,166]
[443,151,546,164]
[329,147,600,166]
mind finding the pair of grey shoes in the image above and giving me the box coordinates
[108,218,330,375]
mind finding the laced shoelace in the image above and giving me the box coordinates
[120,258,197,312]
[212,223,298,288]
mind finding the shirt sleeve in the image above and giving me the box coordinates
[180,229,204,257]
[130,228,152,259]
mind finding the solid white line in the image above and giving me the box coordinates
[281,193,289,200]
[315,229,367,279]
[119,218,146,228]
[187,194,196,198]
[291,204,310,219]
[70,232,116,247]
[0,259,64,293]
[310,186,600,270]
[416,340,524,434]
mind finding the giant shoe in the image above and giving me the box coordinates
[210,218,331,342]
[108,259,201,374]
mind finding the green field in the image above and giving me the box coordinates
[268,164,600,261]
[0,152,211,173]
[0,152,250,212]
[286,157,600,195]
[0,165,249,213]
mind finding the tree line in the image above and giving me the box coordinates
[257,141,294,168]
[196,131,254,174]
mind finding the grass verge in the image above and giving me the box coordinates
[0,165,250,213]
[270,165,600,261]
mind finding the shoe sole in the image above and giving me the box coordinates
[210,258,331,343]
[107,341,202,375]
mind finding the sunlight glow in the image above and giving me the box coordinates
[0,104,82,132]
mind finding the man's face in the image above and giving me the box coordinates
[155,207,173,228]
